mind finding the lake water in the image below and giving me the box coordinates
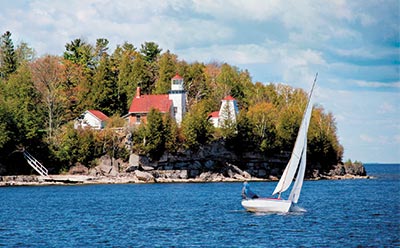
[0,164,399,247]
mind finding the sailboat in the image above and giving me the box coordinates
[241,74,317,213]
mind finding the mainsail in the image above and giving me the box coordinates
[272,74,317,196]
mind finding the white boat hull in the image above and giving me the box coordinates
[241,198,293,213]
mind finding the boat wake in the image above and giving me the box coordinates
[290,205,307,213]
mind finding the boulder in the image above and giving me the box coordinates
[68,163,89,175]
[134,170,154,182]
[129,154,140,170]
[90,155,119,176]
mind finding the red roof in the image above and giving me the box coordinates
[88,110,109,121]
[172,73,183,80]
[129,94,172,113]
[209,111,219,118]
[222,95,236,101]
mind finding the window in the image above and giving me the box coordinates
[136,115,141,124]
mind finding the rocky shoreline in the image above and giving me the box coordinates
[0,143,369,186]
[0,168,370,187]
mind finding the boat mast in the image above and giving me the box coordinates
[272,73,318,196]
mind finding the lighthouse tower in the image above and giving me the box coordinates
[168,73,186,124]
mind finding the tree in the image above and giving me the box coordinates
[114,43,139,110]
[3,62,43,142]
[140,41,162,63]
[181,101,214,149]
[51,123,100,171]
[154,50,177,94]
[30,55,67,140]
[136,109,166,159]
[15,42,36,64]
[140,42,162,94]
[308,107,343,169]
[90,53,119,115]
[63,38,94,69]
[225,113,255,153]
[94,38,109,67]
[247,101,278,153]
[0,31,17,78]
[185,62,208,108]
[163,114,180,153]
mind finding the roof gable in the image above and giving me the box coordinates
[87,110,109,121]
[172,73,183,80]
[209,111,219,118]
[222,95,236,101]
[129,94,172,113]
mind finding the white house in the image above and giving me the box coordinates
[209,95,239,128]
[74,110,109,130]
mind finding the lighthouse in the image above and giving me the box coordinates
[168,73,186,124]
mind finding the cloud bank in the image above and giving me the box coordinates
[1,0,399,162]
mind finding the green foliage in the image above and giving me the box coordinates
[3,63,44,142]
[184,62,208,107]
[0,98,14,149]
[0,31,18,78]
[247,101,278,153]
[15,42,36,64]
[90,54,119,116]
[225,113,255,153]
[0,35,345,173]
[134,109,166,159]
[155,50,177,94]
[140,42,162,63]
[64,38,94,70]
[163,114,181,153]
[182,101,214,149]
[50,123,100,170]
[308,107,343,168]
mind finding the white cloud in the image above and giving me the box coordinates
[360,134,374,143]
[1,0,399,163]
[355,81,400,89]
[378,102,396,114]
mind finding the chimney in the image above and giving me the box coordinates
[136,87,141,98]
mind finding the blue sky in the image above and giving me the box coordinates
[1,0,399,163]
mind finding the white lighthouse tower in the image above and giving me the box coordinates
[168,73,186,124]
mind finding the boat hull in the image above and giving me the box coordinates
[241,198,292,213]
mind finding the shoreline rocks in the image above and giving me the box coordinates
[0,142,369,187]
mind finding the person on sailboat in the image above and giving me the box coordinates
[241,182,259,199]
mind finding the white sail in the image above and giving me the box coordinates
[272,120,307,195]
[288,138,307,203]
[272,75,316,196]
[241,74,317,213]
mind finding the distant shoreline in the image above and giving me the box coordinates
[0,174,371,187]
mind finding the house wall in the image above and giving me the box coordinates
[84,113,103,129]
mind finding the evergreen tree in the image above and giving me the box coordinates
[91,54,118,115]
[139,109,166,159]
[140,42,162,94]
[0,31,17,78]
[182,101,214,149]
[140,42,162,63]
[154,50,177,94]
[64,38,94,70]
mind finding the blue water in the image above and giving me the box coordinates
[0,164,399,247]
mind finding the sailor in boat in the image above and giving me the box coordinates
[241,182,259,199]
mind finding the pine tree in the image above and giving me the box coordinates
[0,31,17,78]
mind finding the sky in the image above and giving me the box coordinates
[1,0,399,163]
